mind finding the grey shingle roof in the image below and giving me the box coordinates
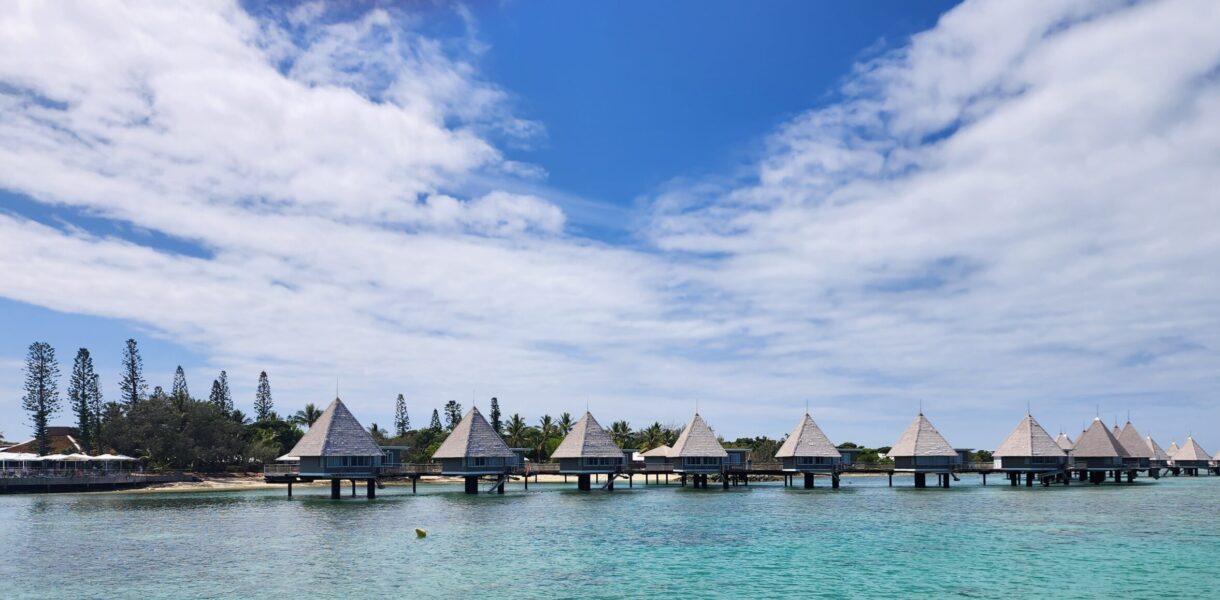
[1117,422,1152,459]
[1071,418,1129,458]
[550,412,623,459]
[994,414,1065,458]
[1055,432,1074,451]
[1144,436,1170,461]
[670,414,727,458]
[1173,436,1212,461]
[641,444,671,457]
[285,397,384,457]
[431,406,516,459]
[775,414,841,458]
[889,414,957,458]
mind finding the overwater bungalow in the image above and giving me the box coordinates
[1144,436,1171,470]
[1055,432,1074,452]
[551,412,632,490]
[1166,440,1181,461]
[774,413,842,489]
[670,413,728,489]
[432,406,522,494]
[1170,437,1212,476]
[1070,418,1129,484]
[1116,422,1153,473]
[888,413,961,488]
[274,397,386,498]
[992,414,1068,486]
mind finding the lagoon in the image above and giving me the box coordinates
[2,475,1217,599]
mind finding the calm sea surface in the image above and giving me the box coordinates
[2,474,1218,599]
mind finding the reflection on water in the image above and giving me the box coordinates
[1,475,1218,599]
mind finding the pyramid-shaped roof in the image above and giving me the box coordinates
[1117,422,1152,459]
[550,412,623,459]
[1173,436,1212,462]
[889,413,957,458]
[1071,418,1130,458]
[641,444,671,457]
[994,414,1065,458]
[775,414,842,458]
[670,414,727,458]
[1144,436,1170,461]
[285,397,384,457]
[432,406,516,459]
[1166,441,1180,458]
[1055,432,1074,451]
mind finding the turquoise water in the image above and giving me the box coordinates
[2,474,1218,599]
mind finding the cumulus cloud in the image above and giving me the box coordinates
[1,0,1218,445]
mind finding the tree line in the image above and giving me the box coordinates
[16,339,924,470]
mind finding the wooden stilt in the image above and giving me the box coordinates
[578,474,591,491]
[914,472,926,488]
[351,479,356,497]
[464,476,479,494]
[832,474,840,489]
[412,477,417,494]
[367,479,376,499]
[804,473,814,489]
[330,478,341,499]
[287,481,293,497]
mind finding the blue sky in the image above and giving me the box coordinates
[1,0,1218,450]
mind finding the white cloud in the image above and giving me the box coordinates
[1,0,1219,447]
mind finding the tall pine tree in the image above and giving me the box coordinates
[68,348,97,453]
[490,397,503,434]
[171,366,190,402]
[217,370,233,412]
[443,400,463,431]
[429,409,442,431]
[394,393,410,437]
[88,373,103,453]
[209,379,225,410]
[22,342,61,456]
[254,371,273,421]
[119,338,146,405]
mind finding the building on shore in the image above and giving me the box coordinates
[432,406,522,494]
[1116,422,1153,472]
[551,412,632,491]
[774,413,842,489]
[1170,437,1212,476]
[1069,418,1129,484]
[277,397,385,499]
[670,413,727,489]
[992,414,1068,486]
[641,445,672,470]
[2,426,86,455]
[1055,432,1074,452]
[888,413,961,488]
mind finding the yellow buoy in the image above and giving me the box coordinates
[415,528,427,538]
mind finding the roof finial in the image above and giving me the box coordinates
[335,377,339,400]
[918,399,923,416]
[1026,400,1031,416]
[805,398,809,416]
[695,398,699,415]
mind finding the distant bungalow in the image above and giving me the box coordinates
[992,414,1067,486]
[1116,421,1153,473]
[1055,432,1074,452]
[774,413,843,489]
[1070,418,1129,484]
[1144,436,1172,471]
[1170,436,1212,476]
[278,397,386,498]
[551,412,632,491]
[432,406,523,494]
[888,413,960,488]
[670,413,727,489]
[1166,440,1181,459]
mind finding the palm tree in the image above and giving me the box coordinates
[641,422,666,451]
[292,403,323,428]
[557,412,575,435]
[505,414,529,448]
[538,415,555,440]
[609,420,632,448]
